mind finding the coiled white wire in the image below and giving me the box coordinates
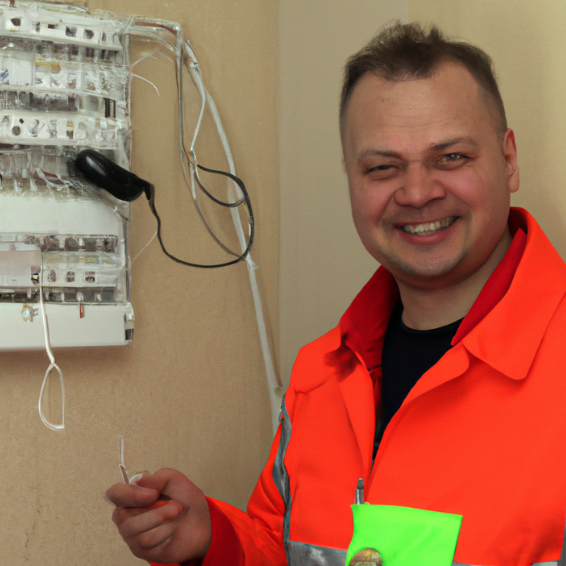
[38,258,65,431]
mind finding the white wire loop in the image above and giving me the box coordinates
[38,262,65,431]
[38,362,65,431]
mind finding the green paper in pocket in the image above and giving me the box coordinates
[346,503,462,566]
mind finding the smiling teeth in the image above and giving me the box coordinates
[402,217,456,235]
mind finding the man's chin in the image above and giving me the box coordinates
[383,256,464,288]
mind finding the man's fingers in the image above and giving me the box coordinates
[107,468,211,563]
[105,481,160,508]
[113,499,184,538]
[135,521,177,552]
[113,500,186,562]
[133,468,182,495]
[137,468,202,504]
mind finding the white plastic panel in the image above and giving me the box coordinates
[0,1,133,350]
[0,194,124,233]
[0,302,133,349]
[0,3,124,51]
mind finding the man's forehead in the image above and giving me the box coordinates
[346,67,481,125]
[342,64,500,149]
[350,63,482,105]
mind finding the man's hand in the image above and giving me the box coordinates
[106,468,212,564]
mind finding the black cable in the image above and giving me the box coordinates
[188,162,248,256]
[147,164,254,268]
[74,149,254,268]
[193,162,246,207]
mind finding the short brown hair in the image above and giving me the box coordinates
[340,22,507,137]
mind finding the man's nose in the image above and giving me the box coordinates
[393,163,446,207]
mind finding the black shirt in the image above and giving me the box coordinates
[373,300,462,459]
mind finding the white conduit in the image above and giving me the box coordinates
[183,42,283,434]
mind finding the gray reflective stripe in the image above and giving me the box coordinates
[288,541,346,566]
[272,394,293,563]
[272,393,290,507]
[558,510,566,566]
[551,506,566,566]
[272,400,347,565]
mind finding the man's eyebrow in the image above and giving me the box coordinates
[358,148,401,160]
[358,137,479,161]
[429,137,479,151]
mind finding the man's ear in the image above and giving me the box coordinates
[503,128,520,194]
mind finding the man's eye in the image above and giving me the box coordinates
[365,163,397,179]
[368,164,394,173]
[436,153,469,169]
[440,153,464,162]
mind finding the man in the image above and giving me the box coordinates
[107,23,566,566]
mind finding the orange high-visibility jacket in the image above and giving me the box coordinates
[200,208,566,566]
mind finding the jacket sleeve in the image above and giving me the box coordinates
[207,422,288,565]
[152,422,288,566]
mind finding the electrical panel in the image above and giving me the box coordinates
[0,0,133,349]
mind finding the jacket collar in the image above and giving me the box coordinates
[338,208,566,381]
[339,266,398,374]
[461,208,566,380]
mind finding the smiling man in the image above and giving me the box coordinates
[107,23,566,566]
[343,62,519,330]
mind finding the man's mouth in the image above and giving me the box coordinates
[398,216,458,235]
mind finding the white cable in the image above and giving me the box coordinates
[183,41,283,433]
[120,436,125,466]
[188,62,207,160]
[131,230,157,265]
[38,259,65,431]
[131,54,162,96]
[131,73,160,96]
[132,53,158,69]
[119,437,130,483]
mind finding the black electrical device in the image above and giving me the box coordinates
[75,149,152,202]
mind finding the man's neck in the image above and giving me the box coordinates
[398,229,513,331]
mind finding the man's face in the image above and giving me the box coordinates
[342,63,519,290]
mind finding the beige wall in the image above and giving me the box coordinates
[0,1,278,564]
[278,0,409,385]
[409,0,566,256]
